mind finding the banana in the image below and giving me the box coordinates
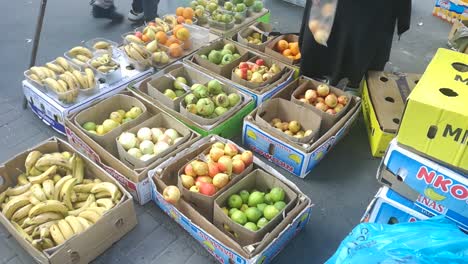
[71,192,77,203]
[25,151,42,175]
[71,58,86,67]
[131,43,149,58]
[72,70,87,88]
[43,67,57,79]
[29,167,43,177]
[125,35,144,44]
[84,68,95,89]
[50,224,66,245]
[12,221,33,242]
[25,212,63,226]
[55,57,70,71]
[53,175,62,184]
[45,63,65,74]
[17,174,29,185]
[28,165,56,184]
[76,217,91,230]
[21,217,31,228]
[17,217,27,226]
[28,200,68,217]
[5,183,31,196]
[9,190,32,200]
[42,180,55,200]
[78,210,101,224]
[36,155,71,173]
[54,175,72,200]
[28,74,42,84]
[41,238,55,249]
[2,196,31,219]
[71,155,84,184]
[155,18,170,32]
[93,41,111,50]
[90,182,119,200]
[29,195,42,205]
[64,71,81,88]
[65,216,84,234]
[32,221,57,238]
[94,192,111,199]
[11,204,33,222]
[76,54,90,63]
[61,151,72,160]
[75,192,90,202]
[97,66,114,73]
[31,184,47,202]
[73,201,87,209]
[57,219,74,240]
[0,191,7,204]
[96,198,114,210]
[43,78,62,92]
[86,206,106,216]
[24,225,37,236]
[94,179,102,183]
[30,67,47,80]
[82,179,93,184]
[68,194,95,216]
[73,183,95,193]
[60,178,77,210]
[69,46,93,58]
[59,74,77,90]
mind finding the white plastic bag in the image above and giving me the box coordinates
[308,0,337,46]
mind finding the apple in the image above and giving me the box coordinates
[315,102,329,112]
[199,182,216,196]
[135,31,143,39]
[208,161,220,178]
[326,109,337,115]
[181,174,195,189]
[232,159,246,174]
[304,89,318,103]
[184,163,196,177]
[251,72,263,83]
[255,59,265,66]
[224,143,239,157]
[239,62,249,69]
[334,103,344,113]
[209,147,224,162]
[163,185,180,204]
[325,94,338,108]
[317,84,330,97]
[213,173,229,188]
[217,155,233,175]
[232,154,242,160]
[212,142,225,149]
[191,160,209,176]
[337,95,349,106]
[190,185,199,192]
[241,151,254,166]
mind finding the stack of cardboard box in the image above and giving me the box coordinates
[363,48,468,232]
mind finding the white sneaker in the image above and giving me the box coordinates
[128,9,144,21]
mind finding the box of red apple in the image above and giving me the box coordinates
[232,58,283,89]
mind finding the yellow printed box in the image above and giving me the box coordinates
[397,48,468,172]
[362,72,420,157]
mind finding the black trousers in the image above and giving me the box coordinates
[132,0,160,20]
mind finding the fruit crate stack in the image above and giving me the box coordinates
[362,48,468,232]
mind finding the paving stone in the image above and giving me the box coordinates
[126,225,177,264]
[0,238,18,263]
[186,253,217,264]
[5,257,23,264]
[114,211,161,253]
[151,238,194,264]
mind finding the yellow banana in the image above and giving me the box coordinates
[24,225,36,236]
[96,198,114,210]
[59,74,77,90]
[29,195,42,205]
[94,191,111,199]
[65,216,84,234]
[25,212,63,226]
[54,175,73,200]
[17,217,27,226]
[31,184,47,202]
[73,183,95,193]
[43,67,56,79]
[68,194,95,216]
[53,175,62,184]
[28,165,56,184]
[2,196,31,219]
[42,180,55,200]
[50,224,66,245]
[0,191,7,204]
[9,190,32,200]
[82,179,93,184]
[32,220,57,238]
[84,68,95,89]
[72,70,87,88]
[28,73,42,84]
[78,210,101,224]
[71,191,77,203]
[65,71,80,88]
[55,57,70,71]
[69,46,93,58]
[30,67,47,80]
[61,151,72,160]
[60,178,77,210]
[76,54,90,63]
[125,35,144,44]
[11,204,33,222]
[12,221,33,242]
[76,217,91,230]
[28,200,68,217]
[29,167,43,177]
[35,155,71,171]
[57,219,74,240]
[5,183,31,196]
[86,205,106,215]
[93,41,111,50]
[75,192,90,202]
[25,151,42,175]
[94,179,102,183]
[71,155,84,184]
[72,58,86,67]
[40,238,55,249]
[43,78,63,92]
[45,62,65,74]
[73,201,86,209]
[91,182,119,200]
[17,174,29,185]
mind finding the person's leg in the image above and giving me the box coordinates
[128,0,145,22]
[92,0,123,22]
[143,0,160,21]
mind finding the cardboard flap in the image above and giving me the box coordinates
[377,164,419,201]
[366,71,420,133]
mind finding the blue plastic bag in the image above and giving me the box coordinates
[326,216,468,264]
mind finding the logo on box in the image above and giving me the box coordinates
[416,166,468,203]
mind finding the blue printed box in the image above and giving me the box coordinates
[378,139,468,219]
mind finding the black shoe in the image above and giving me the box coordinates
[92,5,124,22]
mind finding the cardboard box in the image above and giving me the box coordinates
[377,138,468,219]
[147,75,189,111]
[362,72,421,157]
[433,0,467,23]
[130,63,256,138]
[213,169,298,246]
[65,90,200,205]
[265,34,300,65]
[175,140,253,220]
[0,137,137,264]
[231,55,286,89]
[23,59,153,135]
[243,77,361,178]
[397,48,468,171]
[235,22,274,52]
[255,98,321,144]
[149,135,312,264]
[448,19,468,54]
[185,40,298,106]
[291,79,351,131]
[206,9,271,37]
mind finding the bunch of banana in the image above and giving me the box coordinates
[123,43,151,67]
[43,76,79,104]
[27,66,56,86]
[89,53,119,74]
[163,16,178,29]
[67,46,93,68]
[92,41,112,51]
[155,18,171,32]
[0,150,122,251]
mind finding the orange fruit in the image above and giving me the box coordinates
[176,7,184,16]
[166,35,180,46]
[177,16,186,24]
[169,43,183,57]
[155,31,168,44]
[173,24,184,34]
[287,55,294,59]
[276,40,289,52]
[183,8,194,20]
[176,27,190,41]
[185,19,193,24]
[294,53,301,60]
[141,34,151,43]
[289,42,300,55]
[282,49,292,56]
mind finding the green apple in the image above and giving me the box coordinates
[221,49,233,57]
[244,222,258,231]
[82,122,96,131]
[244,0,254,7]
[214,106,228,116]
[263,205,279,220]
[200,54,208,60]
[231,210,247,225]
[196,98,215,116]
[228,194,243,209]
[228,93,241,106]
[207,2,217,12]
[248,191,265,207]
[223,43,236,54]
[185,93,198,105]
[164,89,177,100]
[224,1,234,10]
[257,217,268,229]
[252,0,263,12]
[232,53,241,60]
[221,54,233,65]
[173,76,187,90]
[193,85,209,98]
[236,3,246,12]
[190,0,198,8]
[208,50,223,64]
[175,90,185,97]
[245,207,262,223]
[207,80,223,95]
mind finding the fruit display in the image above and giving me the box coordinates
[209,10,235,29]
[179,142,254,196]
[245,31,266,45]
[200,43,241,65]
[66,46,93,68]
[184,80,241,119]
[117,127,183,161]
[0,150,122,250]
[296,84,349,115]
[223,2,247,24]
[162,185,181,204]
[164,76,189,100]
[89,53,119,74]
[249,0,264,12]
[128,19,171,45]
[123,43,151,68]
[173,7,195,24]
[81,106,143,135]
[222,186,286,231]
[274,39,301,61]
[233,59,281,83]
[269,119,313,139]
[90,40,114,52]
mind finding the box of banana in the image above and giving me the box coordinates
[23,39,154,135]
[0,137,137,264]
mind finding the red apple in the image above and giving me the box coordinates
[162,185,180,204]
[199,182,217,196]
[184,164,196,177]
[232,154,242,160]
[316,97,325,104]
[196,176,213,185]
[240,68,248,80]
[324,94,338,108]
[232,159,246,174]
[315,102,329,112]
[317,84,330,97]
[209,147,224,162]
[304,89,317,103]
[241,151,253,166]
[217,155,233,175]
[181,174,195,189]
[337,95,349,106]
[256,59,265,66]
[208,161,220,178]
[239,62,249,70]
[213,173,229,188]
[224,143,238,157]
[326,109,337,115]
[191,160,208,176]
[135,31,143,39]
